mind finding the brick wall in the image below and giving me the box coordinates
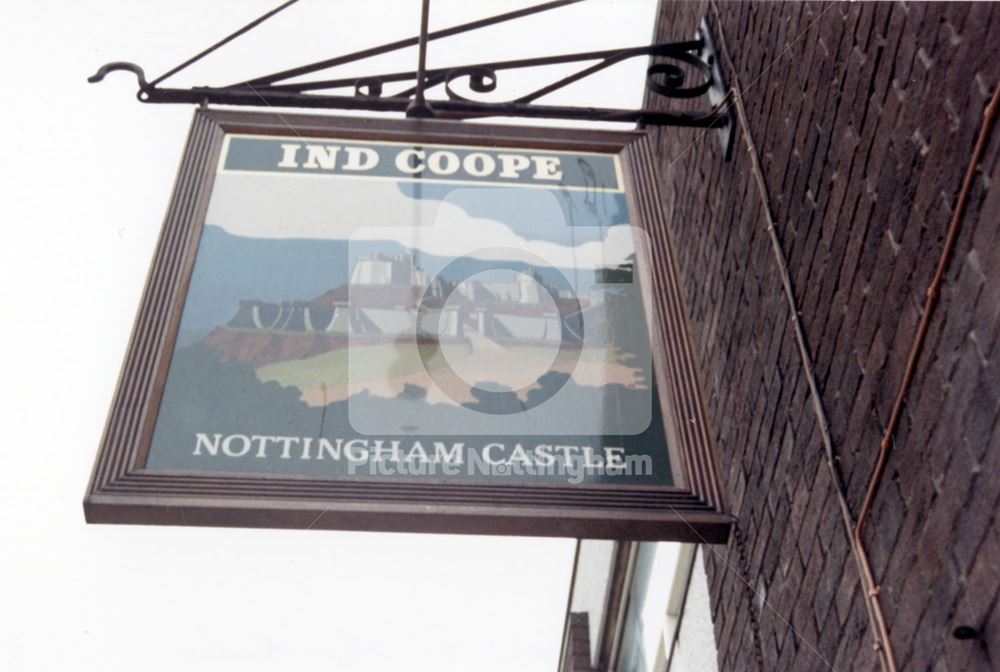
[647,2,999,670]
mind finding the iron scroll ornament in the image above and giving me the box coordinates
[88,0,734,156]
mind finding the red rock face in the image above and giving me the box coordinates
[201,328,350,367]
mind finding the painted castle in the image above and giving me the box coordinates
[222,253,604,345]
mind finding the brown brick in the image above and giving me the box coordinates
[649,3,1000,670]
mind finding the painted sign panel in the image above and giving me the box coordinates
[85,111,729,542]
[148,133,668,485]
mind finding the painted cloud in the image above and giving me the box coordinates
[205,173,635,270]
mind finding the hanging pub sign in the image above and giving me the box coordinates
[84,110,729,541]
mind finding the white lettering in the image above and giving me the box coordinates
[252,435,271,458]
[406,441,428,463]
[508,443,532,467]
[298,437,312,460]
[317,438,342,460]
[277,143,301,168]
[534,444,555,466]
[345,439,369,462]
[497,154,531,178]
[554,445,576,463]
[193,433,222,456]
[272,436,299,459]
[302,144,341,169]
[434,441,464,464]
[604,446,626,469]
[482,443,506,465]
[395,149,425,173]
[343,146,379,171]
[582,446,603,468]
[372,439,402,462]
[532,156,563,181]
[462,152,496,177]
[222,434,252,457]
[427,150,460,175]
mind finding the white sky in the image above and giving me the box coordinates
[0,1,657,670]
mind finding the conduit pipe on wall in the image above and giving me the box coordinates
[714,1,1000,665]
[707,3,898,669]
[854,79,1000,666]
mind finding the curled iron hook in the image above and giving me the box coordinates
[87,62,152,100]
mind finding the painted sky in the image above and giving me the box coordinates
[205,172,636,270]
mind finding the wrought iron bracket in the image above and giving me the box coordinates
[88,0,734,157]
[696,18,735,160]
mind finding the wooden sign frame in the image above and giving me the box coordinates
[84,109,730,542]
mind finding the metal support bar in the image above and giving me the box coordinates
[696,18,735,159]
[88,0,734,154]
[133,85,729,127]
[236,0,584,88]
[406,0,433,118]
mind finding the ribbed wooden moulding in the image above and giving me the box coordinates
[84,109,731,543]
